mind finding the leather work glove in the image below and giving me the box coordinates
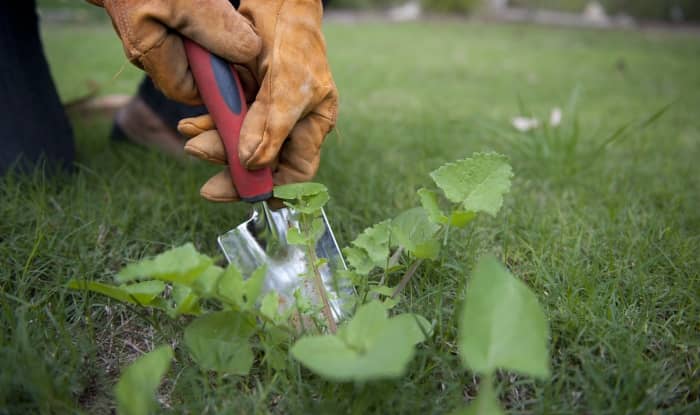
[178,0,339,202]
[87,0,261,105]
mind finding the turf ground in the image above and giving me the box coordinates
[1,16,699,414]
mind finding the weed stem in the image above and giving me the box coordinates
[391,259,424,299]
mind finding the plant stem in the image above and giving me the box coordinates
[391,259,424,299]
[301,214,337,334]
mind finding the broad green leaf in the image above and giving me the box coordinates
[262,325,291,372]
[287,192,329,214]
[418,188,448,224]
[390,313,434,341]
[339,301,388,351]
[368,285,401,308]
[191,265,224,298]
[382,296,400,309]
[184,311,256,375]
[115,345,173,415]
[217,265,245,305]
[290,301,430,381]
[274,182,329,214]
[392,208,441,260]
[67,279,165,307]
[448,211,476,228]
[273,182,327,199]
[311,217,327,241]
[293,288,313,314]
[343,246,375,276]
[245,265,267,309]
[169,284,200,316]
[121,281,167,303]
[430,153,513,216]
[368,285,395,297]
[216,264,266,310]
[452,381,505,415]
[116,243,213,285]
[459,256,550,378]
[260,292,282,323]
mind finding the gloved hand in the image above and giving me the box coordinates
[178,0,338,202]
[87,0,261,105]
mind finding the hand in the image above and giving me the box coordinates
[179,0,338,202]
[88,0,261,105]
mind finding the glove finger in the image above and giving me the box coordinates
[178,114,215,137]
[200,169,240,203]
[239,94,309,170]
[273,111,334,185]
[184,131,226,165]
[141,34,200,105]
[164,0,261,64]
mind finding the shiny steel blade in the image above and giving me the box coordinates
[217,203,351,321]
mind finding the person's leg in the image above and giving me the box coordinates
[0,0,74,174]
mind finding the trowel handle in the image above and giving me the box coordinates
[183,38,273,203]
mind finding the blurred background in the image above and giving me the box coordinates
[330,0,700,23]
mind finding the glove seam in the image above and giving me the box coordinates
[135,35,168,65]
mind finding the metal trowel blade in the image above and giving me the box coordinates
[217,203,352,321]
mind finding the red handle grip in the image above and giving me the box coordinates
[183,38,273,203]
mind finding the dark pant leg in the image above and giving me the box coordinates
[0,0,75,174]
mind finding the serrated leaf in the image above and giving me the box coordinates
[392,208,441,260]
[115,345,173,415]
[290,301,430,381]
[260,292,281,323]
[116,243,213,284]
[451,381,505,415]
[430,153,513,216]
[67,279,165,307]
[418,188,448,224]
[184,311,255,375]
[346,220,393,274]
[286,227,307,246]
[459,256,550,378]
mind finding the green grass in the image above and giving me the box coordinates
[1,19,699,414]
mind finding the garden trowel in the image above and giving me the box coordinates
[184,39,351,321]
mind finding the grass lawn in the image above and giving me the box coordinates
[1,16,699,414]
